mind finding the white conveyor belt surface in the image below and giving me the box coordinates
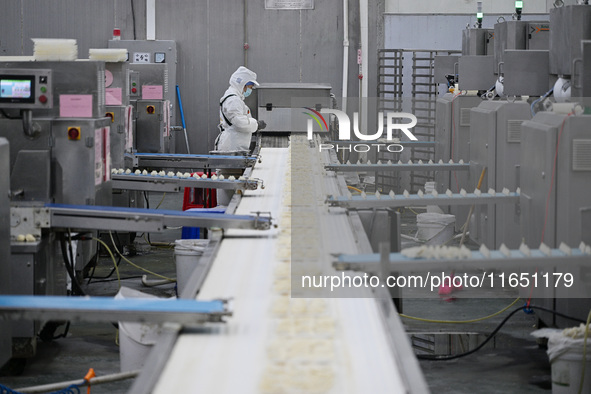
[153,147,410,393]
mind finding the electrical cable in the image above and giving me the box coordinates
[66,230,77,289]
[400,297,521,324]
[347,185,363,194]
[86,242,122,283]
[143,191,150,209]
[530,88,553,117]
[108,231,175,281]
[155,192,166,209]
[142,191,153,245]
[92,237,121,289]
[0,108,21,120]
[59,234,85,296]
[130,0,136,40]
[52,321,71,340]
[417,304,586,361]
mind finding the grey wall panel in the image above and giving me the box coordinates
[206,1,253,151]
[0,1,23,55]
[21,0,114,58]
[300,2,344,89]
[117,0,146,40]
[155,0,211,152]
[247,6,301,84]
[1,0,385,154]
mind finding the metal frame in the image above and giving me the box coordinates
[111,174,260,193]
[326,163,469,172]
[334,246,591,275]
[42,204,272,232]
[327,191,519,209]
[376,49,460,194]
[127,153,258,170]
[0,296,231,325]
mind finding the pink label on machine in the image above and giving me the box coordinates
[142,85,163,100]
[60,95,93,118]
[106,88,123,106]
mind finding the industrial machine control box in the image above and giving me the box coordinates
[254,83,332,133]
[0,68,53,109]
[462,28,495,56]
[108,40,178,125]
[108,40,177,153]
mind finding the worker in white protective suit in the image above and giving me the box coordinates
[214,66,266,206]
[215,66,266,152]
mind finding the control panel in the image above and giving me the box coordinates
[0,69,53,109]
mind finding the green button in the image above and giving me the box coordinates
[40,86,47,93]
[132,82,136,86]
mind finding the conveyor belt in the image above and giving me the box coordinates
[146,145,428,393]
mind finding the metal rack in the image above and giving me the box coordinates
[376,49,461,193]
[410,51,438,192]
[377,49,404,193]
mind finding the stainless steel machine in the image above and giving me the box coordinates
[0,138,12,368]
[468,100,530,248]
[103,59,134,169]
[253,83,332,133]
[0,60,270,365]
[434,93,481,229]
[0,60,111,358]
[108,40,178,153]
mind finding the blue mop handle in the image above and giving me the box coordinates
[176,85,187,130]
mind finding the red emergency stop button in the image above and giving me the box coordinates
[146,105,155,114]
[39,95,48,104]
[67,127,81,140]
[131,87,137,93]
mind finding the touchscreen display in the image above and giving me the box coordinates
[1,79,32,99]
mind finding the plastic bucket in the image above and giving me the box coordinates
[115,287,163,372]
[416,213,455,245]
[174,239,208,294]
[551,350,591,393]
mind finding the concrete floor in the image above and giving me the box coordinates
[0,193,556,393]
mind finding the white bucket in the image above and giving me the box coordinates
[551,350,591,393]
[115,287,163,372]
[174,239,208,294]
[416,212,456,245]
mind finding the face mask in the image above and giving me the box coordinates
[244,87,252,98]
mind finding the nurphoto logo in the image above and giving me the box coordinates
[304,107,418,153]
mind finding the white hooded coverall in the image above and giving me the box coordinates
[215,66,259,206]
[216,66,259,152]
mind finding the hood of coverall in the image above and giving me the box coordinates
[228,66,259,96]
